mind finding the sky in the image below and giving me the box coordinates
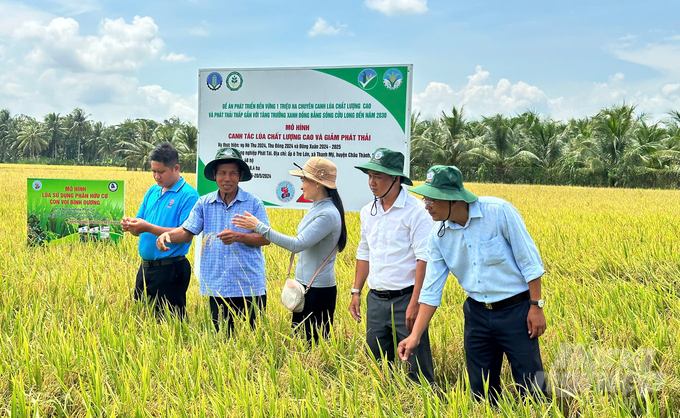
[1,0,679,125]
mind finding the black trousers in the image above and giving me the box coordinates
[291,285,337,343]
[463,297,546,401]
[134,258,191,318]
[366,290,435,384]
[209,295,267,333]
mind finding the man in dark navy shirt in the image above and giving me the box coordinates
[122,142,199,318]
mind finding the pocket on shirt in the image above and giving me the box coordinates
[479,236,506,266]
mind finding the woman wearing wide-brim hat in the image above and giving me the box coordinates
[233,157,347,343]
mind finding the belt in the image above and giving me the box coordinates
[470,290,530,310]
[142,255,186,268]
[370,285,414,300]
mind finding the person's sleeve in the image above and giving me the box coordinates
[356,206,370,261]
[252,199,270,227]
[178,190,200,225]
[410,206,434,262]
[181,198,204,235]
[136,188,151,219]
[418,231,450,307]
[499,202,545,283]
[255,210,335,253]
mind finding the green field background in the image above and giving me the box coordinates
[1,164,680,416]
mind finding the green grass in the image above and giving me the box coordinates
[1,164,679,416]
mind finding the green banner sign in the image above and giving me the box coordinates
[27,179,125,246]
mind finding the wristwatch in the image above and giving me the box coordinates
[351,288,361,296]
[530,299,545,308]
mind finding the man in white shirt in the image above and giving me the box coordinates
[349,148,435,384]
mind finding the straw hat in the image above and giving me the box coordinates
[289,157,338,189]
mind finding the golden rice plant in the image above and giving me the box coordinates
[1,164,679,417]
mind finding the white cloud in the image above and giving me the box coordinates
[662,83,680,96]
[0,71,30,98]
[365,0,427,16]
[413,66,557,118]
[0,45,5,61]
[138,85,197,123]
[13,15,164,72]
[0,68,197,124]
[47,0,101,15]
[189,26,208,37]
[413,66,680,122]
[0,2,54,37]
[161,53,195,63]
[308,18,349,37]
[609,39,680,73]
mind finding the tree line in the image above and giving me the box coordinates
[0,108,197,171]
[411,104,680,188]
[3,104,680,188]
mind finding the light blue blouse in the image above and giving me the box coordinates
[255,198,341,288]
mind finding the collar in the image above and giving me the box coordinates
[208,187,245,205]
[312,197,332,208]
[446,200,482,229]
[165,176,186,193]
[381,187,406,213]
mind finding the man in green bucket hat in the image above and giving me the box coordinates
[398,165,547,402]
[349,147,435,384]
[156,147,270,333]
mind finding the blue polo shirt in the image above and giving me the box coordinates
[136,176,199,261]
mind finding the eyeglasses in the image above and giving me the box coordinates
[421,197,436,207]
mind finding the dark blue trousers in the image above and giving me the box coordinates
[463,298,546,401]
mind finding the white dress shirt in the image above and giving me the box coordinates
[356,187,434,291]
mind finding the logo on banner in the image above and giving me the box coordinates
[108,182,119,192]
[358,69,378,90]
[383,68,403,90]
[426,170,435,184]
[32,180,42,191]
[276,181,295,203]
[206,72,223,91]
[227,72,243,91]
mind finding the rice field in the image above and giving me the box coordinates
[1,163,680,417]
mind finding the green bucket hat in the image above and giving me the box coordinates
[410,166,478,203]
[204,147,252,182]
[354,148,413,186]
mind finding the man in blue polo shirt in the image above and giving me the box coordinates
[156,147,270,333]
[122,142,199,318]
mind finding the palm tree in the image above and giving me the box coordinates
[593,104,636,167]
[411,106,471,169]
[44,112,66,159]
[0,109,15,162]
[174,123,198,171]
[68,108,90,163]
[84,121,106,163]
[118,119,156,170]
[468,113,540,181]
[558,117,603,184]
[522,116,565,169]
[17,121,48,160]
[96,126,121,163]
[152,124,175,145]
